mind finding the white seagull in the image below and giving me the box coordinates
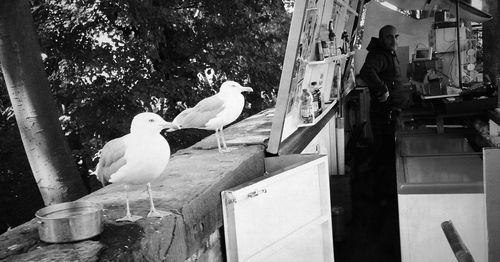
[167,81,253,152]
[96,112,174,222]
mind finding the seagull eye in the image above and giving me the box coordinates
[148,119,155,123]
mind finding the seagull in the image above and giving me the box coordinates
[96,112,174,222]
[167,80,253,152]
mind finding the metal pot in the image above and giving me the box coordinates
[35,201,104,243]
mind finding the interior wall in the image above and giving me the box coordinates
[354,1,434,75]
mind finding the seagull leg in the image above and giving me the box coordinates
[220,128,228,150]
[215,129,223,153]
[219,127,236,153]
[116,185,143,222]
[146,182,173,218]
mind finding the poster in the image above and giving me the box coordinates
[286,7,319,115]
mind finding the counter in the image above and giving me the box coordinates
[396,130,487,262]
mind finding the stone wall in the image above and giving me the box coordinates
[0,109,275,262]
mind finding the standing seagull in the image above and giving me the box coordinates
[167,81,253,152]
[96,112,174,222]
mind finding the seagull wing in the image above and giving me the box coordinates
[173,94,225,129]
[96,135,128,186]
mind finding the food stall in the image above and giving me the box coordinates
[352,1,500,261]
[260,0,500,261]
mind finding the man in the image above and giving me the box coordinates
[360,25,409,198]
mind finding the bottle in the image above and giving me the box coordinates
[329,40,337,57]
[310,82,319,116]
[341,31,349,54]
[335,64,342,97]
[311,81,322,117]
[321,41,330,59]
[300,88,314,124]
[328,21,335,41]
[331,64,341,100]
[328,21,337,56]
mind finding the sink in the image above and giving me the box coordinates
[396,133,483,194]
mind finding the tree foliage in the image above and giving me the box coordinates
[0,0,290,231]
[30,0,289,152]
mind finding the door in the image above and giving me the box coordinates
[222,155,334,262]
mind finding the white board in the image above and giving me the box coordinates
[222,155,334,262]
[483,148,500,262]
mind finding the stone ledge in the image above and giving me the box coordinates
[0,109,274,262]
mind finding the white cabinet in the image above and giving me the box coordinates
[396,132,488,262]
[398,194,487,262]
[222,155,334,262]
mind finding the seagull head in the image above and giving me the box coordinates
[219,81,253,94]
[130,112,175,134]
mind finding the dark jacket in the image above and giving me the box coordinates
[360,37,408,110]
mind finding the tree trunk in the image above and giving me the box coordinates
[483,0,500,98]
[0,0,87,205]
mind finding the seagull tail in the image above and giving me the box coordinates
[95,163,107,187]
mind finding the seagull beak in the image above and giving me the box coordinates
[241,86,253,92]
[161,121,176,130]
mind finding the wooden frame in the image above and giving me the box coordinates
[267,0,364,155]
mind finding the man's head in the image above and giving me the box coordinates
[378,25,399,51]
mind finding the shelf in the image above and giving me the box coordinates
[325,51,355,63]
[434,48,470,55]
[279,101,340,155]
[298,99,338,128]
[420,93,461,100]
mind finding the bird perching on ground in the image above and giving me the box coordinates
[96,112,174,222]
[167,81,253,152]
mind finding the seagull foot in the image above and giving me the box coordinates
[116,214,143,222]
[219,146,238,153]
[147,209,173,218]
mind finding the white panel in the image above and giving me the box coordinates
[335,117,345,175]
[301,122,341,176]
[302,134,320,154]
[301,124,330,156]
[329,117,338,175]
[248,220,327,262]
[317,123,331,156]
[233,168,322,259]
[483,148,500,262]
[222,156,334,262]
[398,194,487,262]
